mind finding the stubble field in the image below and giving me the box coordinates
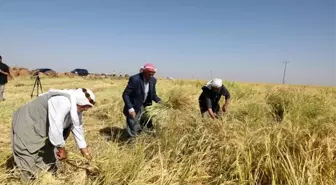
[0,76,335,185]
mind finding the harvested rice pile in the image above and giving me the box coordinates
[9,67,30,78]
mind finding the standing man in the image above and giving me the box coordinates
[122,63,162,140]
[198,78,231,119]
[0,55,13,101]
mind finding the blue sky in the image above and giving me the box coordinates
[0,0,335,86]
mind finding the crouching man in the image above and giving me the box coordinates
[11,88,96,183]
[198,78,231,119]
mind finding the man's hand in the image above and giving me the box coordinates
[56,147,67,160]
[222,105,228,113]
[0,69,10,76]
[129,111,136,119]
[222,99,230,113]
[207,108,216,119]
[0,69,6,75]
[80,148,92,161]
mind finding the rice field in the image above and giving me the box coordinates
[0,76,335,185]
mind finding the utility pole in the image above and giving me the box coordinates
[282,61,289,84]
[210,70,213,79]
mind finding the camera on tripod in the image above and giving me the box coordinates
[31,72,43,98]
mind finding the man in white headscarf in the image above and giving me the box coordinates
[11,88,96,183]
[198,78,231,119]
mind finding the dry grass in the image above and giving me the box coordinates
[0,76,335,185]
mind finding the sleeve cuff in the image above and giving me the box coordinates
[128,108,135,113]
[50,140,66,148]
[57,143,66,148]
[77,141,87,149]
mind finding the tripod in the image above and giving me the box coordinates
[31,75,43,98]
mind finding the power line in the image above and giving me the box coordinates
[282,61,290,84]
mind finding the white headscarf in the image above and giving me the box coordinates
[74,88,95,107]
[41,88,96,127]
[205,78,222,89]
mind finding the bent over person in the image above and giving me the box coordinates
[198,78,231,119]
[11,88,96,182]
[122,63,161,140]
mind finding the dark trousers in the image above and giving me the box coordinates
[0,84,5,101]
[200,103,220,117]
[126,106,153,139]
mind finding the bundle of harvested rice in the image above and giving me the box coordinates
[144,102,172,125]
[144,88,192,126]
[64,152,101,177]
[165,88,192,110]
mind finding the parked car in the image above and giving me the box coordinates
[38,68,53,73]
[71,68,89,76]
[32,68,55,76]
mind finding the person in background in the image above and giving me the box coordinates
[11,88,96,183]
[122,63,162,140]
[198,78,231,119]
[0,55,13,101]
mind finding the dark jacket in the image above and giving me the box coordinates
[122,73,161,115]
[198,85,230,112]
[0,62,10,85]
